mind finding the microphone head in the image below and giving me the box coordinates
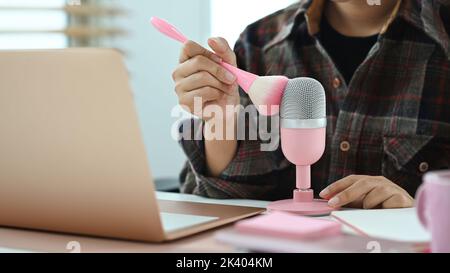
[280,77,326,128]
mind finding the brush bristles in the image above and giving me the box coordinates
[247,76,288,116]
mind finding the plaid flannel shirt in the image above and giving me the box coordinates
[178,0,450,200]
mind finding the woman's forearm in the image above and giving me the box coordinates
[203,116,238,177]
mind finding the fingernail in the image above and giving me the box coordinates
[225,71,236,82]
[209,38,218,47]
[211,38,224,49]
[211,54,222,63]
[320,188,329,197]
[328,197,340,207]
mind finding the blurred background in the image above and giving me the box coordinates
[0,0,296,189]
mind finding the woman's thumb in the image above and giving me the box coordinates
[208,37,237,66]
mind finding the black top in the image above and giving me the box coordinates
[318,16,378,84]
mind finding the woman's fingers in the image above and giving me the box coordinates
[208,37,237,66]
[321,175,415,209]
[178,87,223,109]
[319,175,361,199]
[175,71,234,95]
[171,38,240,121]
[362,186,393,209]
[179,40,221,64]
[327,179,377,208]
[173,55,236,86]
[381,194,414,209]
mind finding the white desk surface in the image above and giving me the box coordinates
[0,192,269,253]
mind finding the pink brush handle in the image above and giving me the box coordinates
[150,17,188,44]
[150,16,257,93]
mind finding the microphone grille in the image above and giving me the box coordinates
[280,77,326,119]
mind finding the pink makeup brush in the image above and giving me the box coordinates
[150,17,288,116]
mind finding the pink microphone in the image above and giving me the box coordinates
[267,78,336,216]
[150,17,287,116]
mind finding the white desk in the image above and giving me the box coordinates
[0,192,269,253]
[0,193,426,253]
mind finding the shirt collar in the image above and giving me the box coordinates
[264,0,449,57]
[398,0,449,57]
[263,0,316,51]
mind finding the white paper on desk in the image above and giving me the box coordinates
[331,208,430,243]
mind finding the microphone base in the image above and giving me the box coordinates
[267,189,336,216]
[267,199,335,216]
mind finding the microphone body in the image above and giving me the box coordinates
[280,78,327,191]
[268,77,334,215]
[281,127,326,190]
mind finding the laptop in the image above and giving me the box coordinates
[0,48,264,242]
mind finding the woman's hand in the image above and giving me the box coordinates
[319,175,414,209]
[172,38,240,177]
[172,37,240,121]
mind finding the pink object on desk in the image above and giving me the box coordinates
[416,170,450,253]
[234,212,342,240]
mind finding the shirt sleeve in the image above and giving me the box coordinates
[178,34,293,200]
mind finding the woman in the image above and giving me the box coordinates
[172,0,450,209]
